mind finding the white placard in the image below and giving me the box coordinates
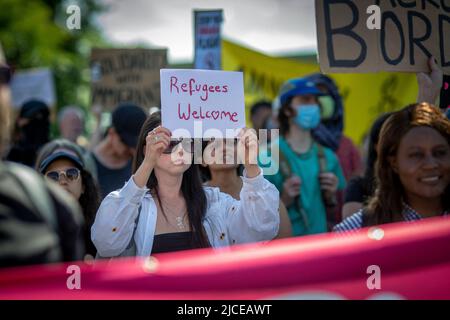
[160,69,245,139]
[10,68,56,109]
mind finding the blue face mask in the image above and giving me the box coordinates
[293,104,321,130]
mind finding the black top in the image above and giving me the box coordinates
[83,223,97,257]
[344,176,369,204]
[152,232,198,254]
[92,153,132,199]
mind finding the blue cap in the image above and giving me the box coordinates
[278,77,324,106]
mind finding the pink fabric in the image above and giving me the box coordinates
[1,217,449,300]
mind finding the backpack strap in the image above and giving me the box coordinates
[279,147,310,230]
[317,143,327,174]
[316,144,338,230]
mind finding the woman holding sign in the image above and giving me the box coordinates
[91,112,280,257]
[200,138,292,239]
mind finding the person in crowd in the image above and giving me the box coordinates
[262,77,346,236]
[88,103,147,199]
[334,103,449,231]
[342,113,392,219]
[304,73,362,224]
[57,105,85,145]
[91,112,280,257]
[250,101,273,139]
[6,99,50,167]
[0,44,84,268]
[200,138,292,239]
[305,73,362,181]
[342,56,443,220]
[35,139,100,258]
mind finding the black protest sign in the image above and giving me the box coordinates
[316,0,450,74]
[90,48,167,111]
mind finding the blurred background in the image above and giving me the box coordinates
[0,0,417,144]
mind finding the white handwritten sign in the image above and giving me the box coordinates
[10,68,56,109]
[160,69,245,138]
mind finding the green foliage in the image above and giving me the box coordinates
[0,0,108,113]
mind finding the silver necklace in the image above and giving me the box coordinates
[159,201,188,230]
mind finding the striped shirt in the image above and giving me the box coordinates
[333,203,449,232]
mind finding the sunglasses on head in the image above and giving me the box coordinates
[162,138,194,154]
[45,168,80,182]
[0,65,12,85]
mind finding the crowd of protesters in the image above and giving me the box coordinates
[0,39,449,267]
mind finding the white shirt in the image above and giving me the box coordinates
[91,169,280,257]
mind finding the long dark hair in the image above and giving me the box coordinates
[364,103,450,226]
[361,112,393,200]
[35,139,100,227]
[278,97,294,137]
[132,112,209,248]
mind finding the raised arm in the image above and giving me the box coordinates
[223,169,280,244]
[225,128,280,243]
[417,57,443,105]
[91,126,171,257]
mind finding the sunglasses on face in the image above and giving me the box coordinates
[45,168,80,182]
[162,139,194,154]
[0,65,12,85]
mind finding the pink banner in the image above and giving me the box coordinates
[1,216,449,300]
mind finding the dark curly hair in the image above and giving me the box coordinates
[364,103,450,226]
[35,139,101,255]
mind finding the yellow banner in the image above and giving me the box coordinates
[222,39,418,145]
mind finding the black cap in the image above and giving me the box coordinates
[39,148,84,173]
[112,103,147,148]
[20,99,49,119]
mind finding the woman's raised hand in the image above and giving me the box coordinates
[143,126,172,167]
[417,57,443,105]
[133,126,171,188]
[237,127,260,178]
